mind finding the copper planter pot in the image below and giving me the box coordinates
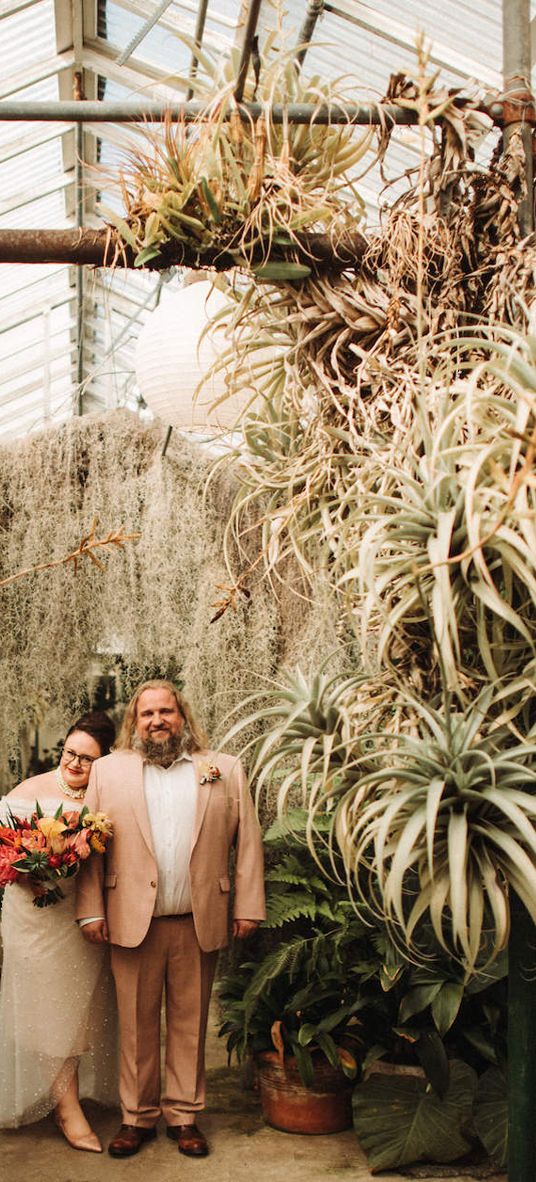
[256,1050,354,1135]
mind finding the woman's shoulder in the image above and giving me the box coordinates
[5,769,57,799]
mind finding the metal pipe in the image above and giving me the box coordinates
[0,226,368,269]
[295,0,324,69]
[0,98,423,124]
[234,0,268,103]
[186,0,210,102]
[75,118,84,411]
[74,71,85,413]
[502,0,533,236]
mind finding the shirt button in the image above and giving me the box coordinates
[150,880,157,888]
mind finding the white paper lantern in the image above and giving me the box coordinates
[135,280,247,432]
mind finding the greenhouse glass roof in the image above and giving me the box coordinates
[0,0,533,439]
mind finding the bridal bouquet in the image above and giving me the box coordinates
[0,802,113,907]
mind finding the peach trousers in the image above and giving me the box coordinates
[110,915,218,1128]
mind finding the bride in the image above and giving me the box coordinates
[0,711,118,1152]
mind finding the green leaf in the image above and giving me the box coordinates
[99,205,138,248]
[297,1023,317,1047]
[199,177,221,223]
[134,245,162,267]
[399,983,443,1023]
[353,1060,477,1172]
[473,1067,507,1168]
[251,263,312,281]
[431,982,464,1036]
[415,1030,450,1099]
[315,1031,342,1071]
[291,1041,315,1087]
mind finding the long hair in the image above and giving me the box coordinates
[115,680,207,753]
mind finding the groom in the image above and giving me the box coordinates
[76,679,265,1159]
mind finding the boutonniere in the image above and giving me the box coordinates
[199,762,222,785]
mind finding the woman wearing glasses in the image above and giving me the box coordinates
[0,711,116,1152]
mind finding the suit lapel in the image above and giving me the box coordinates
[127,752,156,858]
[191,750,211,852]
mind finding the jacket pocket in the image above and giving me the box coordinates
[219,874,231,892]
[104,873,117,888]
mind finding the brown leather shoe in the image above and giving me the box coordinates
[166,1123,209,1157]
[108,1124,157,1158]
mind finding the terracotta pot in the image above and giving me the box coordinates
[255,1050,354,1134]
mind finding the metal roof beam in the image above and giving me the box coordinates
[0,173,72,218]
[82,39,189,95]
[112,0,236,34]
[0,49,76,100]
[325,0,502,89]
[0,0,42,17]
[0,124,68,166]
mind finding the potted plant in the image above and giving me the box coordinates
[218,809,379,1134]
[219,807,509,1164]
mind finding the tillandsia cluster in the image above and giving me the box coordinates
[214,44,536,974]
[102,34,372,277]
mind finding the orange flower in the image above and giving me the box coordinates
[68,829,92,860]
[36,816,67,854]
[20,830,46,853]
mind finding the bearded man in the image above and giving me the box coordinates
[76,679,265,1159]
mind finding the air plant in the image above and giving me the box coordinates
[335,689,536,973]
[344,359,536,704]
[103,35,372,275]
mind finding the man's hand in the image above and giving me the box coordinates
[80,918,109,944]
[233,919,260,940]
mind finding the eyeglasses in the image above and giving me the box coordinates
[62,748,96,769]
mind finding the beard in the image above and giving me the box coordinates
[133,730,188,768]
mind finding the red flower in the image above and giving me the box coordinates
[0,846,21,886]
[0,825,21,848]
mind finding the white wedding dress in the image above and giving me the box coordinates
[0,796,119,1126]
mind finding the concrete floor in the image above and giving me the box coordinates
[0,1012,507,1182]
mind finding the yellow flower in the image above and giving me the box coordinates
[82,811,113,836]
[89,833,107,854]
[36,816,67,854]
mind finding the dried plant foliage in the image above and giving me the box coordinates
[103,37,371,276]
[211,52,536,971]
[0,411,282,785]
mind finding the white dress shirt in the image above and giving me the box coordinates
[144,754,197,916]
[79,753,198,925]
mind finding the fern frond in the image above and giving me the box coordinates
[265,892,319,927]
[265,868,307,886]
[243,937,309,1019]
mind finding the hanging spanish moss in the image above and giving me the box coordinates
[0,409,286,785]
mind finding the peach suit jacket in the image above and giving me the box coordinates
[75,748,266,951]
